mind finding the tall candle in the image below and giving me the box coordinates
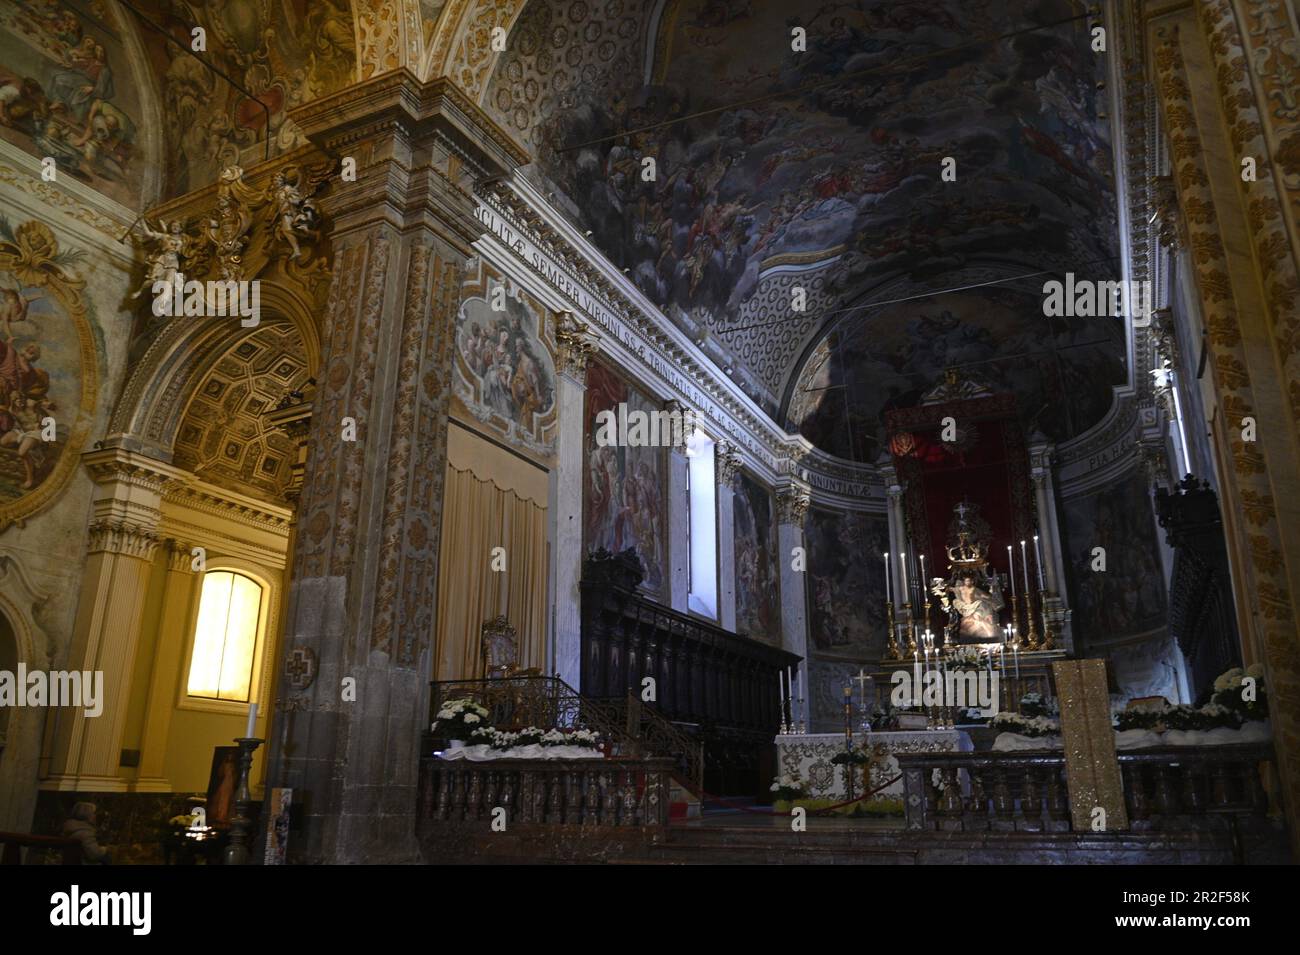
[1020,540,1031,599]
[1033,534,1046,589]
[899,552,909,603]
[1013,644,1020,681]
[1007,545,1016,598]
[919,554,927,595]
[884,552,892,603]
[779,668,786,720]
[922,645,930,707]
[245,702,258,739]
[913,651,921,707]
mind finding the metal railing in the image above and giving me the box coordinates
[429,675,633,753]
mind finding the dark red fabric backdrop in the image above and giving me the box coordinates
[886,393,1035,585]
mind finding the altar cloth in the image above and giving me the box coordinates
[776,730,973,801]
[436,744,604,760]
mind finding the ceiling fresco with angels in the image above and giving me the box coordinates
[0,0,355,208]
[485,0,1122,442]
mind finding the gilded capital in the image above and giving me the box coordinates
[555,311,599,378]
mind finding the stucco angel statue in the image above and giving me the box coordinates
[130,218,187,299]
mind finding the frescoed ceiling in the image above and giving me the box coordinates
[129,0,355,198]
[173,321,312,501]
[482,0,1124,453]
[0,0,356,208]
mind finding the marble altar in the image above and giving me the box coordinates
[776,729,973,801]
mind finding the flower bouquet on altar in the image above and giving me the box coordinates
[946,645,984,671]
[1212,664,1268,722]
[432,698,490,744]
[770,773,807,803]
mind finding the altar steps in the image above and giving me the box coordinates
[639,821,1285,865]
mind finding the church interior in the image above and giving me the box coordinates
[0,0,1297,870]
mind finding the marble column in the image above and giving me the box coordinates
[1027,442,1073,653]
[264,73,527,863]
[667,436,691,615]
[551,313,597,688]
[881,461,911,646]
[132,539,198,792]
[776,484,811,727]
[716,442,740,633]
[43,449,177,791]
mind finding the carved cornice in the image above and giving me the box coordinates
[82,447,181,494]
[162,481,294,535]
[475,176,791,478]
[88,520,160,559]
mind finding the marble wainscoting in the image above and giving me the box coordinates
[777,730,973,801]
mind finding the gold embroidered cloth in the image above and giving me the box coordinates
[1053,659,1128,831]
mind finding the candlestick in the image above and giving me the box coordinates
[1007,545,1016,598]
[913,651,921,708]
[920,647,930,727]
[1022,541,1041,649]
[884,600,901,660]
[779,669,787,733]
[222,737,263,865]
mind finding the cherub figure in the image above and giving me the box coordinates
[270,169,320,261]
[131,218,186,299]
[0,389,54,489]
[0,285,42,335]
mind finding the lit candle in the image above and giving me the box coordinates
[884,552,892,604]
[922,643,931,709]
[1013,643,1020,681]
[919,554,927,594]
[913,651,921,707]
[1033,534,1046,590]
[1007,545,1016,598]
[1020,540,1031,599]
[245,702,258,739]
[900,552,909,603]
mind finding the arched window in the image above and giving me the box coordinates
[186,571,263,702]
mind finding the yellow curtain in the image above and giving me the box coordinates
[434,464,548,679]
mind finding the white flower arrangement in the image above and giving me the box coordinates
[770,773,807,800]
[947,645,984,670]
[432,698,491,739]
[990,711,1060,738]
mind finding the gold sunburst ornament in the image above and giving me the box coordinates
[0,219,98,532]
